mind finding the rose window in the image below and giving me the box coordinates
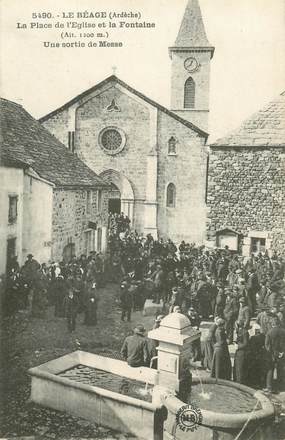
[99,127,126,155]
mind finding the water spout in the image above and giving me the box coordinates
[195,368,212,401]
[138,356,158,398]
[149,356,158,369]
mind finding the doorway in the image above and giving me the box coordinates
[108,198,121,214]
[6,237,16,271]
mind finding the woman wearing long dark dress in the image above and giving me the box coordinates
[233,321,249,384]
[211,319,232,380]
[202,319,218,371]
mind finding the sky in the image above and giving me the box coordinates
[1,0,285,141]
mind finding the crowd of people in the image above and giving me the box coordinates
[108,212,131,236]
[2,252,105,331]
[108,223,285,394]
[1,213,285,394]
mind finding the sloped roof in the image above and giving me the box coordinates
[174,0,211,48]
[39,75,208,139]
[211,91,285,148]
[0,98,109,188]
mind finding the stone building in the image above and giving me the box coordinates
[206,91,285,256]
[0,98,109,273]
[40,0,214,244]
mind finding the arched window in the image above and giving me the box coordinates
[166,183,176,207]
[168,136,177,155]
[184,77,195,109]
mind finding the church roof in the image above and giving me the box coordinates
[171,0,214,54]
[39,75,208,139]
[0,98,109,188]
[211,91,285,148]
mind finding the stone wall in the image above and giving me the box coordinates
[74,86,150,200]
[51,187,109,261]
[207,146,285,253]
[41,80,208,244]
[42,84,151,233]
[157,110,208,244]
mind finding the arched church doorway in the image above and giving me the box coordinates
[99,169,134,223]
[108,182,121,214]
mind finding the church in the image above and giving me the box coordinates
[40,0,215,244]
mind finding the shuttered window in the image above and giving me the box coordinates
[166,183,176,208]
[184,77,195,109]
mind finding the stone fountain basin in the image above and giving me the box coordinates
[161,377,276,440]
[28,350,164,439]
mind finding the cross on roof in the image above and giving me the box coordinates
[112,66,117,75]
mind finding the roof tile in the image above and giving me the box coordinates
[211,91,285,147]
[0,98,109,188]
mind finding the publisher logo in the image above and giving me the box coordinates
[176,403,203,432]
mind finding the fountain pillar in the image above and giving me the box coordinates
[148,313,200,398]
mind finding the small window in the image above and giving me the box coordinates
[8,196,18,224]
[97,190,102,212]
[168,137,177,155]
[97,228,102,252]
[68,131,75,152]
[184,77,195,109]
[166,183,176,208]
[251,237,266,254]
[86,190,92,215]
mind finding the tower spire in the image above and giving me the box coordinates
[170,0,214,57]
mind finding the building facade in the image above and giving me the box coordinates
[40,0,214,244]
[0,98,109,274]
[206,91,285,256]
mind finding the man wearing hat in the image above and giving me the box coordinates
[121,324,150,367]
[237,297,251,330]
[264,317,285,393]
[233,320,249,384]
[214,284,226,318]
[120,281,133,322]
[246,268,260,315]
[152,263,165,304]
[22,253,40,284]
[63,287,79,333]
[224,289,239,344]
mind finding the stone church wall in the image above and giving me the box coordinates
[157,111,208,244]
[41,84,209,243]
[74,86,149,200]
[51,188,109,261]
[74,86,152,232]
[206,147,285,253]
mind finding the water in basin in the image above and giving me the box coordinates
[58,365,153,402]
[188,383,262,414]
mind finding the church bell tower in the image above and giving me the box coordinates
[169,0,214,132]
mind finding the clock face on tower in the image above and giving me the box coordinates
[184,57,199,73]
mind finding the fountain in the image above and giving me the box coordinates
[28,313,276,440]
[149,313,275,440]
